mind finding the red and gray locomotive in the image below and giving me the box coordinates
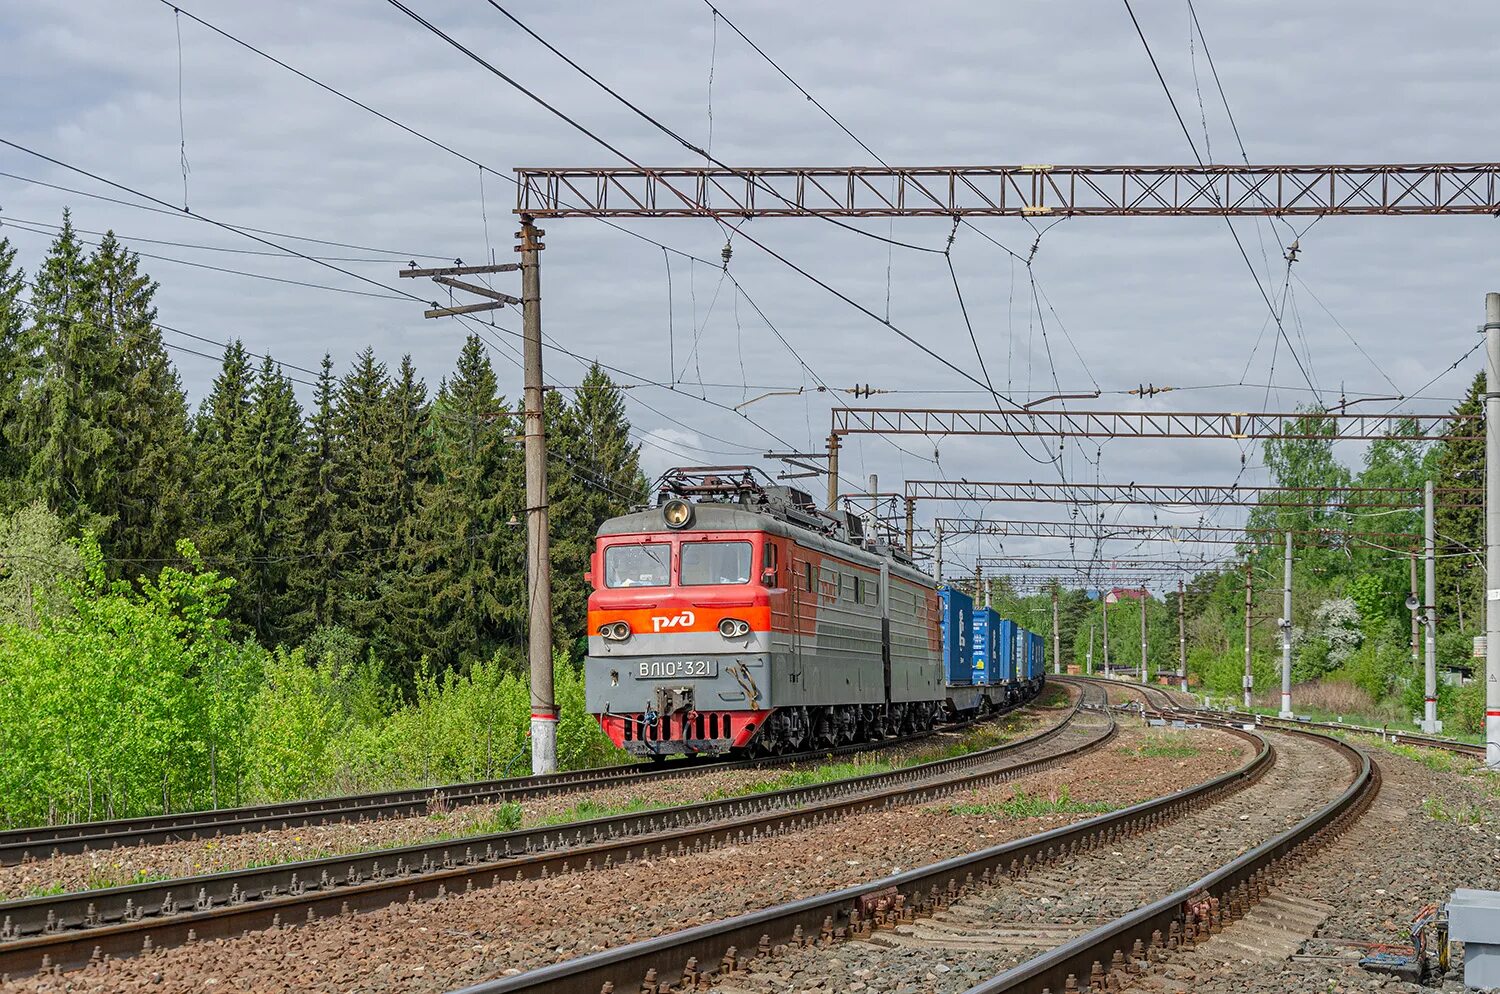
[584,467,1042,757]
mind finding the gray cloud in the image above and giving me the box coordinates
[2,0,1496,584]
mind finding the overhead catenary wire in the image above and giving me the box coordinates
[384,0,1003,400]
[1120,0,1321,402]
[126,1,880,487]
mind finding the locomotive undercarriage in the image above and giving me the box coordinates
[746,700,939,756]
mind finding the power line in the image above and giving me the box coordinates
[385,0,995,398]
[0,170,444,260]
[2,216,406,300]
[1119,0,1321,401]
[0,212,396,263]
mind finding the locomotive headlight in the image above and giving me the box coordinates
[600,621,632,641]
[662,499,694,529]
[718,617,751,638]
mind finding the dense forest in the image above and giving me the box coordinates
[0,215,644,825]
[0,213,1487,826]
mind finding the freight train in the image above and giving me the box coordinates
[583,468,1045,757]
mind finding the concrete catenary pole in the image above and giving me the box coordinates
[1052,585,1062,675]
[934,519,944,584]
[1424,479,1439,732]
[1139,589,1149,685]
[519,218,556,775]
[1280,530,1294,718]
[1086,623,1095,675]
[1410,552,1420,670]
[1178,579,1188,693]
[1101,594,1111,677]
[1485,291,1500,768]
[904,497,916,556]
[1243,560,1254,709]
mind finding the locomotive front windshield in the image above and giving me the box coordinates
[604,543,672,588]
[680,541,752,585]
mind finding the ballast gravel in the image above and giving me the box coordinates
[701,728,1353,994]
[0,703,1064,902]
[4,719,1243,993]
[1119,735,1500,994]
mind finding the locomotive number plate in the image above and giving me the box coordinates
[637,659,719,679]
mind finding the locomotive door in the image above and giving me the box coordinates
[788,554,806,679]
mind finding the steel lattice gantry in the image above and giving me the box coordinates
[904,479,1480,509]
[930,517,1420,549]
[515,163,1500,218]
[832,408,1474,441]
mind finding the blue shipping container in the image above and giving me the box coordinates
[937,587,974,685]
[1029,631,1045,680]
[973,609,1011,686]
[1002,622,1022,685]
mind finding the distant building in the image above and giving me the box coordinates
[1104,587,1148,604]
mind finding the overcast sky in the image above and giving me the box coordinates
[3,0,1498,587]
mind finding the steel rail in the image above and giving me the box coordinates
[451,696,1269,994]
[964,713,1376,993]
[0,700,1025,866]
[1103,676,1484,759]
[0,685,1100,976]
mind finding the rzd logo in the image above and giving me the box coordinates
[652,610,696,632]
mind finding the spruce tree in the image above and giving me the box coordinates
[190,340,255,567]
[1434,372,1484,628]
[329,348,401,660]
[90,231,192,570]
[287,355,341,639]
[229,356,305,642]
[0,238,30,509]
[20,212,119,541]
[399,335,513,666]
[549,365,646,645]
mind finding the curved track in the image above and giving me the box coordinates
[454,682,1375,994]
[0,683,1084,977]
[0,687,1046,867]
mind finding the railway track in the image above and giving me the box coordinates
[456,685,1375,994]
[0,682,1099,978]
[0,694,1040,868]
[1099,675,1482,759]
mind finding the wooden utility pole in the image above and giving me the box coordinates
[519,219,556,774]
[825,433,841,510]
[397,252,546,767]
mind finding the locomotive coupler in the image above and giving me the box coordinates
[655,685,695,718]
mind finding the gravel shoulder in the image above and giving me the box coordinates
[7,719,1243,993]
[1122,736,1500,994]
[703,728,1352,994]
[0,699,1071,901]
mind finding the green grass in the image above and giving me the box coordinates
[943,787,1117,819]
[1117,734,1201,760]
[1344,736,1480,776]
[1422,795,1491,825]
[1241,703,1485,747]
[1035,685,1071,710]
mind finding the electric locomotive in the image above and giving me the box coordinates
[583,467,945,757]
